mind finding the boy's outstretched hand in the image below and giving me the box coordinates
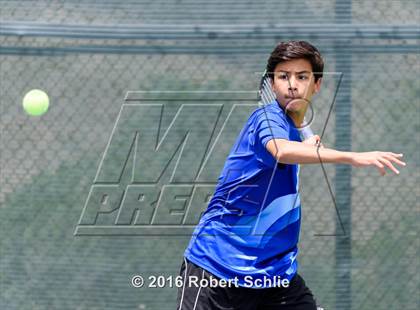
[350,152,406,176]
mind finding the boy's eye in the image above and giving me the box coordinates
[278,74,288,80]
[298,75,308,80]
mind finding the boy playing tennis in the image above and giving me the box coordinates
[176,41,405,310]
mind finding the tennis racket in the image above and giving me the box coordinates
[258,70,315,141]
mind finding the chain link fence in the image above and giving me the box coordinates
[1,1,418,309]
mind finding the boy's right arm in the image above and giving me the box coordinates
[266,138,406,176]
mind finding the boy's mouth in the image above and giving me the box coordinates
[285,96,303,101]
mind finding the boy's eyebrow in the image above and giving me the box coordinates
[277,70,311,74]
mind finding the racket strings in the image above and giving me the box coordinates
[259,72,276,106]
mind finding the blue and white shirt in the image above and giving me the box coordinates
[185,101,302,288]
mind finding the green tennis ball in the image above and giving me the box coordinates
[23,89,49,116]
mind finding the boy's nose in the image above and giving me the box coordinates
[287,77,298,96]
[288,85,298,97]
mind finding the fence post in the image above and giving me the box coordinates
[335,0,352,309]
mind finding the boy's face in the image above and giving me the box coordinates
[271,58,322,113]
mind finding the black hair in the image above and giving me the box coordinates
[266,41,324,82]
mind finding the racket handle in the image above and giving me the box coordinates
[298,126,315,140]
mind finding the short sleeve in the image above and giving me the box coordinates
[256,111,289,147]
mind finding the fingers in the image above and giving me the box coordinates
[303,135,322,147]
[313,135,322,147]
[378,157,400,175]
[311,135,320,145]
[374,159,386,176]
[356,151,406,176]
[384,153,406,166]
[374,152,407,175]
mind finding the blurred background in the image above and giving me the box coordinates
[0,1,418,309]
